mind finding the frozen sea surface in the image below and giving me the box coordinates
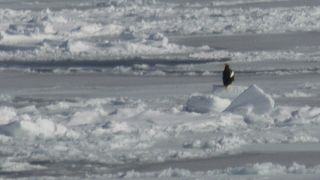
[0,0,320,63]
[0,71,319,179]
[0,0,320,179]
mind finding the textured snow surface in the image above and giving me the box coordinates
[1,0,320,179]
[0,82,319,178]
[0,0,320,67]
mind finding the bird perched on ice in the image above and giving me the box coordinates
[223,64,235,88]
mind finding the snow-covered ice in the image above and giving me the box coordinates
[0,72,319,179]
[0,0,320,179]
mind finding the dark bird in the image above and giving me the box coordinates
[223,64,235,87]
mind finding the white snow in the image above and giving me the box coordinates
[0,1,320,62]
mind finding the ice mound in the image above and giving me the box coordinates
[185,94,231,113]
[212,85,247,100]
[224,85,275,115]
[0,119,78,138]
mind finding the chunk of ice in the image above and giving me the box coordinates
[225,84,275,115]
[185,94,231,113]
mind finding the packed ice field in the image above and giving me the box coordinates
[0,0,320,179]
